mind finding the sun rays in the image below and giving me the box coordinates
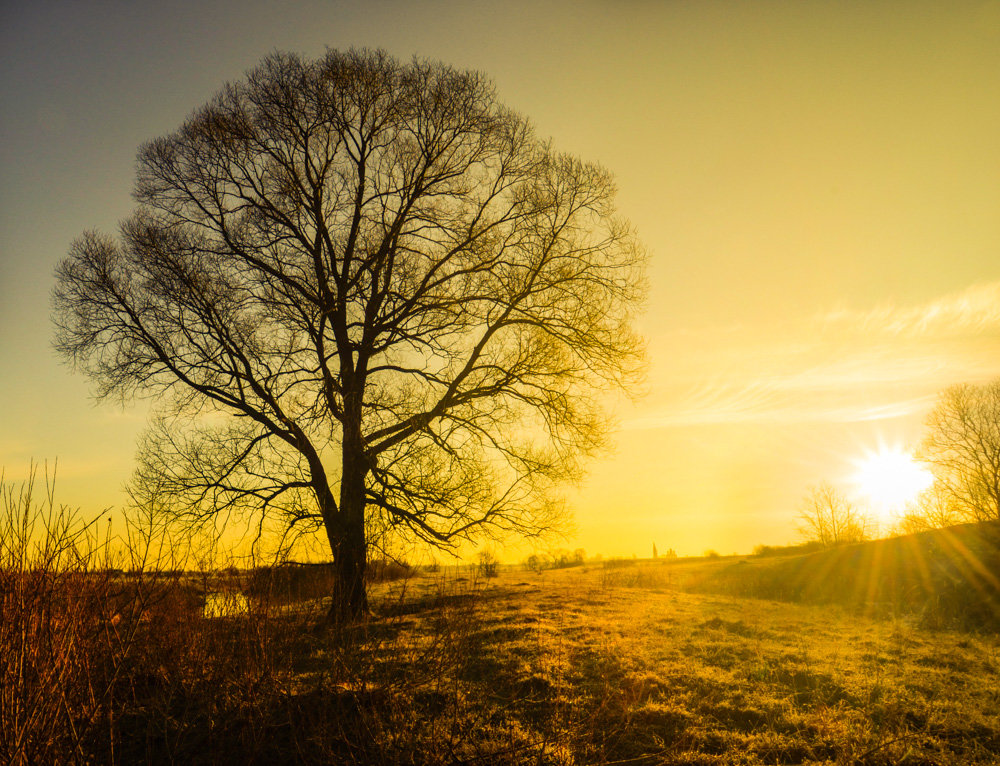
[850,446,933,519]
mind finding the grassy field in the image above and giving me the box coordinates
[683,523,1000,632]
[4,496,999,764]
[329,561,1000,765]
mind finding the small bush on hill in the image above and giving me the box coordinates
[752,541,823,557]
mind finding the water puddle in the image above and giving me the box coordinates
[203,590,250,618]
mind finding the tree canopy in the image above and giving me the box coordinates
[53,49,646,618]
[920,380,1000,523]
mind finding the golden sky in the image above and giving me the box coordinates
[1,0,999,557]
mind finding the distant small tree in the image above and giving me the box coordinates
[919,380,1000,522]
[797,482,870,546]
[478,549,499,578]
[652,542,658,559]
[524,553,545,573]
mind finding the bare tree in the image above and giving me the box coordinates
[919,380,1000,523]
[895,482,965,534]
[797,482,870,547]
[53,50,646,620]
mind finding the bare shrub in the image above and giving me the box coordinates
[247,562,340,604]
[798,482,871,546]
[478,549,500,578]
[0,467,311,764]
[551,548,587,568]
[368,558,415,583]
[522,549,586,573]
[0,466,145,765]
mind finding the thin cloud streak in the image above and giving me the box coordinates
[632,282,1000,429]
[820,282,1000,338]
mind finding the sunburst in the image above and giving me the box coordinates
[851,446,933,516]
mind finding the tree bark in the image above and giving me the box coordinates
[327,409,369,622]
[328,514,367,622]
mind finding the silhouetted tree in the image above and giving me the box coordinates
[798,482,870,546]
[53,49,646,620]
[895,482,965,534]
[919,380,1000,522]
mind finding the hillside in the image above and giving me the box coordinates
[686,521,1000,630]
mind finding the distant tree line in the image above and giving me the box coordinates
[524,548,587,573]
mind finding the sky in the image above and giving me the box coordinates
[2,0,999,558]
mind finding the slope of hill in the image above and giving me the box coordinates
[687,521,1000,630]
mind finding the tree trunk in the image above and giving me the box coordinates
[327,411,370,623]
[328,514,367,622]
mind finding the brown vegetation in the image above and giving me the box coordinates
[3,474,998,764]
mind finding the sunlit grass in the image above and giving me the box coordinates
[3,468,998,764]
[687,522,1000,630]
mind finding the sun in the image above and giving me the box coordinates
[851,447,933,514]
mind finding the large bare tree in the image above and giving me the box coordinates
[53,50,646,619]
[919,380,1000,523]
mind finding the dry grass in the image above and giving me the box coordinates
[3,473,998,764]
[685,522,1000,631]
[505,565,1000,764]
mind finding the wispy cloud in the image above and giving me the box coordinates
[632,282,1000,429]
[820,281,1000,338]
